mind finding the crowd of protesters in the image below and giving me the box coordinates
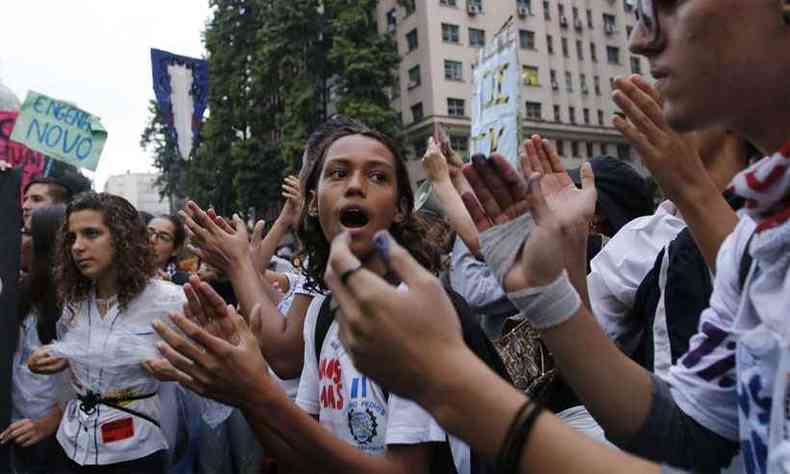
[2,0,790,473]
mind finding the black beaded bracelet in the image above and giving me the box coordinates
[496,399,544,474]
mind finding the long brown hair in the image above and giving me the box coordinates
[57,192,156,314]
[295,118,441,293]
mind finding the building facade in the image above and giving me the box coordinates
[377,0,647,173]
[104,171,170,215]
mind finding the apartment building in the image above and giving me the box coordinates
[104,171,170,215]
[376,0,648,171]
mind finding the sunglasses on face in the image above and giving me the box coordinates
[634,0,660,44]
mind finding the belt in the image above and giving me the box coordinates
[77,390,160,428]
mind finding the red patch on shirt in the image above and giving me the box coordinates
[101,417,134,443]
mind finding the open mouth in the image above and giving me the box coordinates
[339,207,370,229]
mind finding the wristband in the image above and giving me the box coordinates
[496,399,543,474]
[479,212,534,287]
[506,270,581,330]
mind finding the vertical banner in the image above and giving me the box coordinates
[0,168,21,471]
[0,111,49,196]
[470,24,523,168]
[151,49,209,160]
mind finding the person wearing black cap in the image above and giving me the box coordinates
[568,155,655,272]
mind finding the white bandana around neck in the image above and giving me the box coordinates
[729,142,790,474]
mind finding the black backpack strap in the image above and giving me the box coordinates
[739,232,756,290]
[314,296,335,366]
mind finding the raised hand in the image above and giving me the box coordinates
[422,136,452,183]
[612,74,708,201]
[521,135,596,234]
[279,175,304,229]
[149,301,271,408]
[325,231,463,401]
[180,201,251,274]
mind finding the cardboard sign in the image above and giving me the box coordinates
[10,91,107,171]
[0,111,49,194]
[470,25,522,168]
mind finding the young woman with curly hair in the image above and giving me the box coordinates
[27,192,186,473]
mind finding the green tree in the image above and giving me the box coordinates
[140,100,184,212]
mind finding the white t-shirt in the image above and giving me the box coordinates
[588,201,686,353]
[12,311,62,422]
[56,279,186,466]
[296,294,471,473]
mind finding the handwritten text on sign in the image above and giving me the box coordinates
[0,112,48,196]
[10,91,107,171]
[470,27,522,169]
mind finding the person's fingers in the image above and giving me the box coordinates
[370,231,436,291]
[154,342,199,386]
[526,136,545,178]
[612,85,665,142]
[472,154,514,212]
[488,154,528,206]
[461,192,494,231]
[532,135,552,175]
[4,421,28,442]
[19,433,38,448]
[612,115,659,160]
[197,280,230,317]
[217,304,241,345]
[180,210,209,242]
[520,140,535,176]
[183,283,208,327]
[619,76,667,128]
[630,74,664,107]
[168,312,236,359]
[464,158,503,219]
[153,317,210,366]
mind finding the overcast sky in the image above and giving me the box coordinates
[0,1,212,190]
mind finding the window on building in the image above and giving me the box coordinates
[630,56,642,74]
[444,60,463,81]
[571,141,579,156]
[586,142,594,157]
[558,3,565,16]
[519,29,536,49]
[517,0,532,9]
[411,102,424,122]
[386,8,398,29]
[569,106,576,124]
[414,139,427,158]
[626,25,633,39]
[601,143,610,155]
[583,108,590,124]
[603,13,616,33]
[543,0,550,19]
[408,65,421,88]
[546,34,554,54]
[391,73,401,99]
[586,8,593,28]
[580,73,588,94]
[598,110,605,126]
[440,0,457,6]
[526,101,542,120]
[617,143,631,160]
[561,37,569,57]
[523,65,540,86]
[554,104,561,122]
[607,46,620,64]
[468,0,483,11]
[556,139,565,155]
[594,75,601,95]
[442,23,460,43]
[565,71,573,92]
[406,29,418,52]
[469,28,486,47]
[550,69,558,90]
[576,40,584,60]
[447,98,465,117]
[450,135,468,156]
[590,42,598,62]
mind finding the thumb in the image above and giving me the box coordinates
[372,231,433,289]
[580,162,595,192]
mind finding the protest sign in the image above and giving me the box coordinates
[10,91,107,171]
[0,168,21,471]
[470,25,522,168]
[0,111,50,194]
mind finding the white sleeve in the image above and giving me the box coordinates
[384,394,446,446]
[667,217,755,441]
[588,215,681,351]
[295,296,324,415]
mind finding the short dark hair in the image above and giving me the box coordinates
[24,170,92,204]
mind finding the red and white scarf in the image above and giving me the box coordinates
[730,141,790,232]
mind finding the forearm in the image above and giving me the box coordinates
[562,230,591,309]
[541,305,654,442]
[38,404,63,438]
[673,187,738,272]
[257,219,291,273]
[421,346,659,474]
[432,179,481,254]
[243,385,412,474]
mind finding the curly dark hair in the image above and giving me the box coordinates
[295,117,443,293]
[56,192,156,315]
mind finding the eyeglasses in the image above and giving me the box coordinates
[148,229,174,244]
[634,0,660,44]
